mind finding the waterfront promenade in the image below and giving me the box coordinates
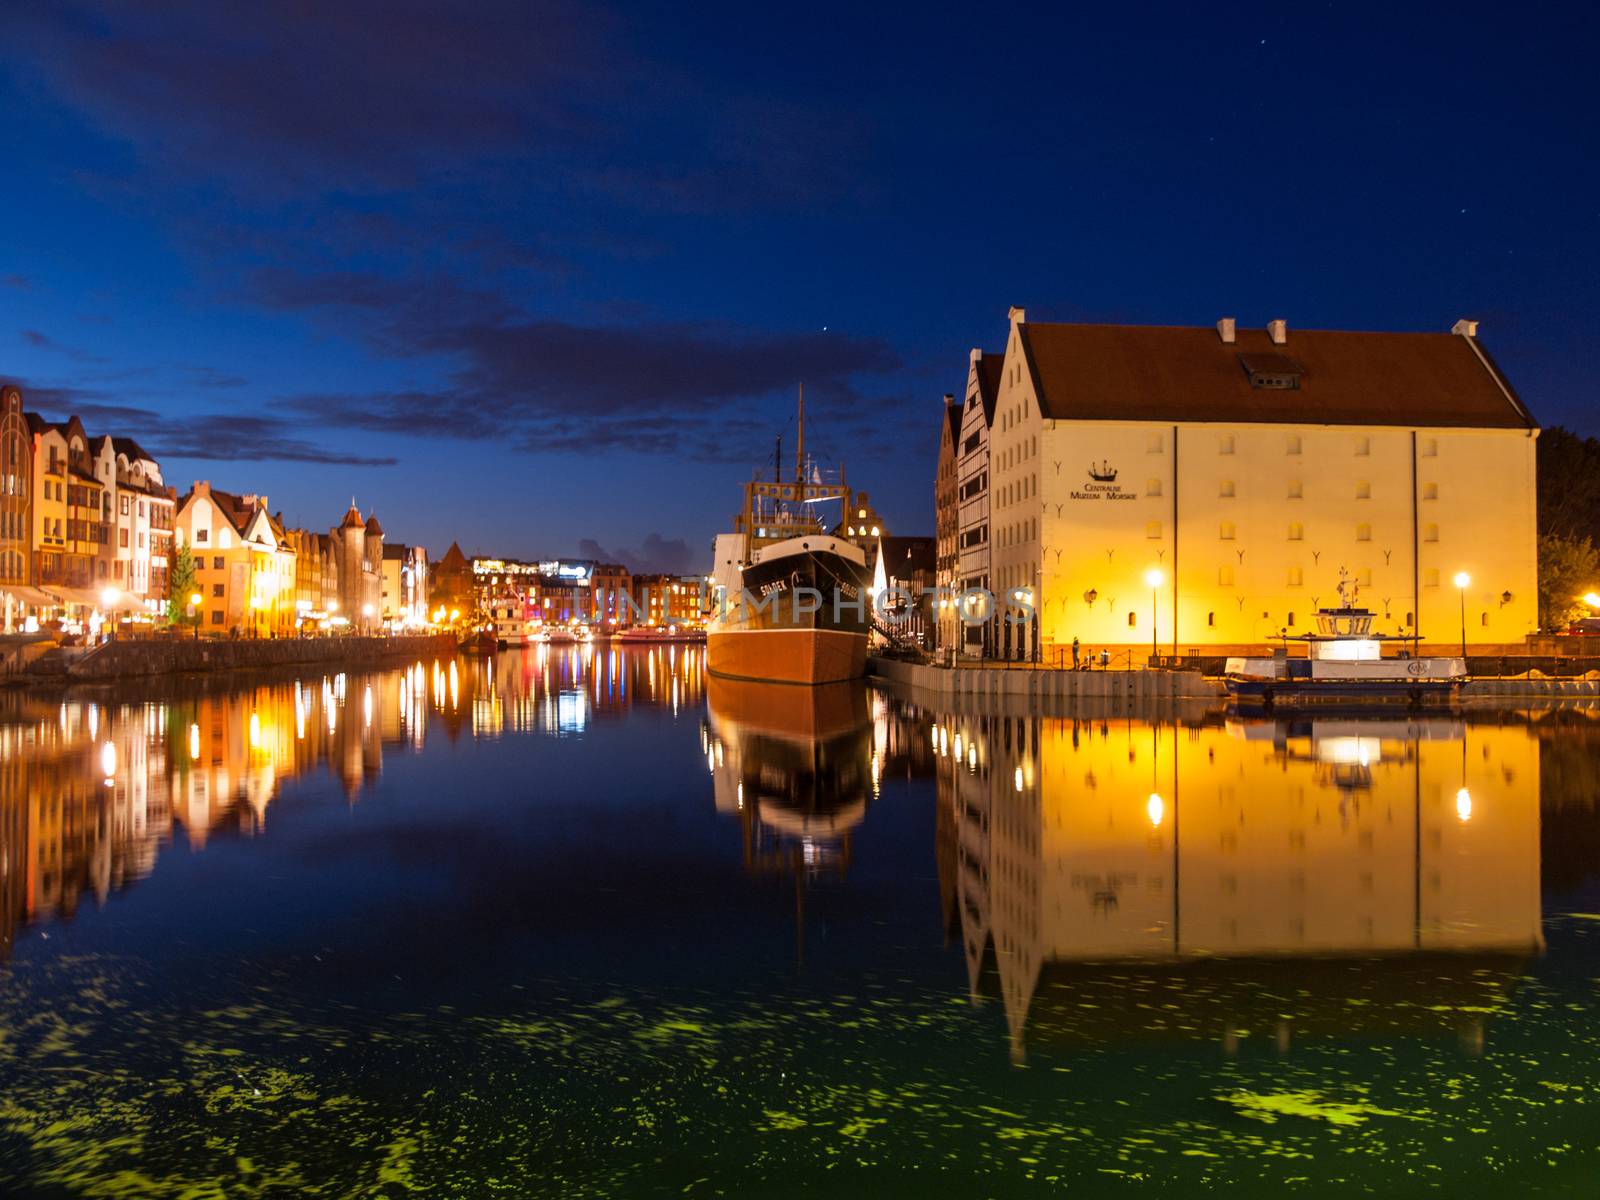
[1,632,457,685]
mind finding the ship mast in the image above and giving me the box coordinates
[795,383,805,496]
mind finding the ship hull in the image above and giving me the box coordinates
[706,543,871,685]
[708,626,867,685]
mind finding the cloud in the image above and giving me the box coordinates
[576,533,698,575]
[15,383,396,467]
[21,329,107,364]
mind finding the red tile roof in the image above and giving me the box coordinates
[1017,323,1535,429]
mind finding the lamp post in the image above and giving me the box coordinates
[188,591,202,641]
[1453,571,1470,658]
[1144,567,1163,667]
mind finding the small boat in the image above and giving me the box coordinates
[1225,571,1466,710]
[459,629,498,656]
[618,625,704,643]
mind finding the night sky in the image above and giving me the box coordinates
[1,2,1594,572]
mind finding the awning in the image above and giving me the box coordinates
[0,585,57,608]
[42,586,106,610]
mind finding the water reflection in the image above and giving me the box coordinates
[0,644,708,962]
[934,708,1545,1061]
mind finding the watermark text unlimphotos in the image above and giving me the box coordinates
[598,585,1033,627]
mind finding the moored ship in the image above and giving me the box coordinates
[706,388,873,685]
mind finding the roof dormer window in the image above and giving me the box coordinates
[1238,353,1303,390]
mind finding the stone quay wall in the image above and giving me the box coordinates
[868,657,1224,700]
[60,634,458,681]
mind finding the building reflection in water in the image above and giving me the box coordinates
[0,644,709,962]
[936,708,1545,1062]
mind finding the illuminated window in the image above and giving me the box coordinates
[1219,521,1236,540]
[1218,566,1234,586]
[1356,523,1372,541]
[1287,566,1303,587]
[1287,522,1304,541]
[1424,523,1439,542]
[1146,478,1162,497]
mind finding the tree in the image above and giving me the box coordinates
[1538,427,1600,542]
[166,543,200,631]
[1537,533,1600,630]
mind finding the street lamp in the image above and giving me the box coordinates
[1144,568,1163,665]
[188,591,202,640]
[1453,571,1470,657]
[1584,591,1600,610]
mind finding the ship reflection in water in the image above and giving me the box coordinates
[936,708,1544,1062]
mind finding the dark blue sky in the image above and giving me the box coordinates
[1,2,1594,572]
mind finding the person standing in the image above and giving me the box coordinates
[1071,637,1080,669]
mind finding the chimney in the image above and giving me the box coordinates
[1217,317,1236,344]
[943,392,954,405]
[969,348,983,367]
[1451,318,1479,337]
[1008,306,1027,325]
[1267,318,1288,345]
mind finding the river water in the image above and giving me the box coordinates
[1,646,1598,1196]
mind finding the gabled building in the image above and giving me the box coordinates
[955,346,1002,656]
[29,414,107,599]
[174,483,297,637]
[331,504,384,632]
[873,535,937,648]
[103,437,176,613]
[984,308,1539,659]
[0,385,34,629]
[429,541,474,623]
[934,393,962,653]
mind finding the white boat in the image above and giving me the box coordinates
[1225,571,1466,710]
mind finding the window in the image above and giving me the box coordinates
[1288,522,1304,541]
[1405,611,1414,626]
[211,610,223,625]
[212,582,224,597]
[120,495,130,515]
[1287,566,1304,587]
[1287,612,1297,627]
[1128,611,1137,627]
[1218,566,1235,586]
[213,555,224,570]
[1219,435,1235,455]
[1359,569,1372,585]
[1287,480,1303,499]
[1422,437,1438,457]
[1424,523,1439,542]
[195,528,208,544]
[1219,521,1236,540]
[1207,611,1216,626]
[1146,521,1162,539]
[1286,435,1302,455]
[1423,482,1438,500]
[1147,433,1163,454]
[1219,480,1235,498]
[1355,436,1371,456]
[119,528,128,548]
[1356,523,1372,542]
[1355,481,1371,500]
[1146,478,1162,497]
[1481,611,1489,627]
[1424,569,1440,588]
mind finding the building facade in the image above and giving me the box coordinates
[934,394,961,653]
[0,386,31,625]
[174,483,297,637]
[380,542,429,628]
[982,310,1539,660]
[30,415,107,599]
[330,506,384,632]
[955,347,1002,656]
